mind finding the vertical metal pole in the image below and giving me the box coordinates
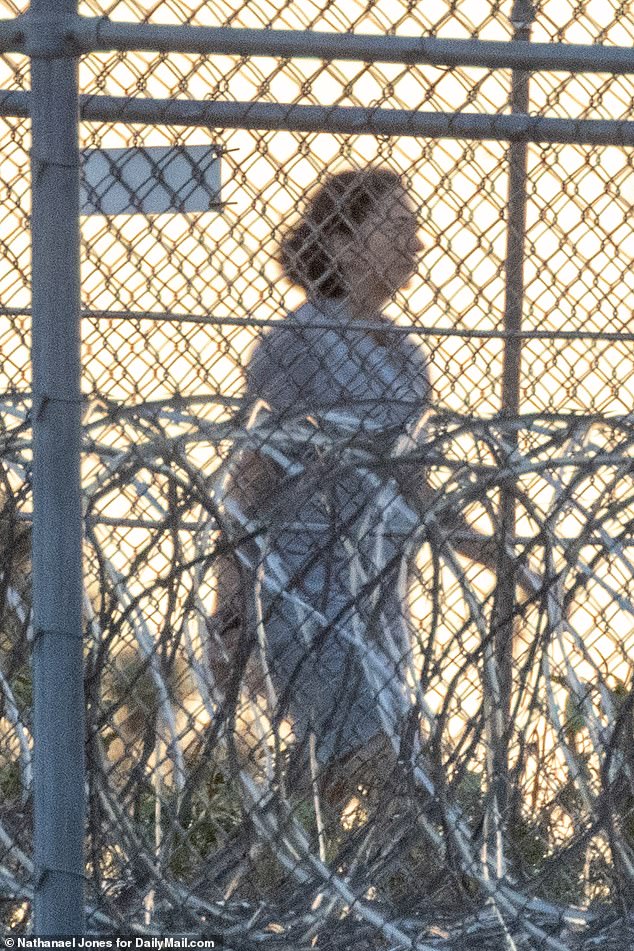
[30,0,85,934]
[492,0,534,814]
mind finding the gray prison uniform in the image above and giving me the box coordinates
[220,297,431,765]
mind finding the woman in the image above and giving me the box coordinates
[210,168,495,790]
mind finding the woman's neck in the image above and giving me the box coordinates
[308,291,386,322]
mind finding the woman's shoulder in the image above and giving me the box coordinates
[248,300,347,370]
[245,301,339,404]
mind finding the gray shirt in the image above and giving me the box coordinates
[223,297,431,764]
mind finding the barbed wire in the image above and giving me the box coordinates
[2,397,634,945]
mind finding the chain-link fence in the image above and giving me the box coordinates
[1,0,634,947]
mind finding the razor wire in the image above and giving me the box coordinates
[4,398,634,947]
[1,0,634,947]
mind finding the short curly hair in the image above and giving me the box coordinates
[279,168,405,299]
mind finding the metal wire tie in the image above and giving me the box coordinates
[34,864,88,888]
[33,393,84,421]
[33,627,83,645]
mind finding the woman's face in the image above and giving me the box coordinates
[335,187,423,311]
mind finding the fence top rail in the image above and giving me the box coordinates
[2,15,634,74]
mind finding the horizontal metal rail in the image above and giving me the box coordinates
[2,306,634,340]
[2,15,634,74]
[12,511,631,545]
[1,91,633,144]
[70,19,634,74]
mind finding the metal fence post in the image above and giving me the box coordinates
[492,0,534,818]
[29,0,85,934]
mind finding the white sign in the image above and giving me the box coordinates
[81,145,222,216]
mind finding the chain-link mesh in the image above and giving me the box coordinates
[1,0,634,946]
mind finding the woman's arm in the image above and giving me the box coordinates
[407,477,540,598]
